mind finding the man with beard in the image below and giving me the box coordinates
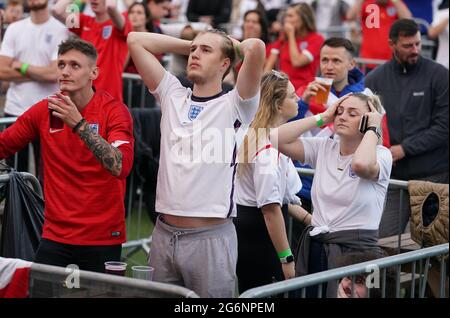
[365,19,449,237]
[127,30,265,297]
[52,0,131,102]
[0,0,68,174]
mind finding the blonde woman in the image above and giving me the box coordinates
[234,71,310,293]
[270,91,392,297]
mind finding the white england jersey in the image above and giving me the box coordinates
[0,17,69,116]
[301,137,392,233]
[151,71,260,218]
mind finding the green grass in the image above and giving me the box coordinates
[122,208,155,277]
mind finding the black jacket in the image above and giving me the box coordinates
[365,57,449,180]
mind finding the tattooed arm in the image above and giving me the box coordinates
[47,93,124,177]
[76,120,123,177]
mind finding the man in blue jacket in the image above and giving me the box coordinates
[296,37,365,121]
[289,37,365,254]
[366,19,448,238]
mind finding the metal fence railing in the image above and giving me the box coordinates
[0,117,21,170]
[239,243,449,298]
[123,72,148,109]
[0,171,43,198]
[293,168,414,255]
[28,262,199,298]
[354,57,387,72]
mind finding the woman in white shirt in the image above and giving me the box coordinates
[270,90,392,297]
[234,70,310,293]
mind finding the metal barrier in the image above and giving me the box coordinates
[0,117,17,126]
[354,57,387,73]
[294,168,413,255]
[239,243,449,298]
[0,171,43,198]
[28,262,199,298]
[0,117,21,171]
[123,72,148,108]
[317,24,357,40]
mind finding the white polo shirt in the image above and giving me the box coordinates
[301,137,392,234]
[151,71,259,218]
[0,17,68,116]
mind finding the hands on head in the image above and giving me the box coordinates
[320,93,383,129]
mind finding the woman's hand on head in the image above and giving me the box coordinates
[366,100,383,128]
[321,94,351,125]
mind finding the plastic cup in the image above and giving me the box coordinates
[314,77,333,104]
[132,266,154,281]
[49,109,64,130]
[104,261,127,276]
[48,94,65,131]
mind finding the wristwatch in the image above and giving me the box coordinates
[280,255,294,264]
[365,126,381,139]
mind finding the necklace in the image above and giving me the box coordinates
[337,152,351,171]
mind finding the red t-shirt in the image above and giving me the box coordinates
[268,32,324,90]
[70,14,131,102]
[0,91,134,245]
[360,1,399,61]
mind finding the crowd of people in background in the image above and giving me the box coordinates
[0,0,448,298]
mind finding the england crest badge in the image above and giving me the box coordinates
[89,123,99,134]
[188,105,204,121]
[45,34,53,44]
[299,41,308,50]
[102,26,112,39]
[387,7,397,17]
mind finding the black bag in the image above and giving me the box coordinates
[0,168,45,261]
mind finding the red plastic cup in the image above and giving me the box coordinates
[49,109,64,130]
[104,261,127,276]
[48,94,64,130]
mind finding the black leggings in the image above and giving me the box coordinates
[234,204,288,294]
[34,239,122,273]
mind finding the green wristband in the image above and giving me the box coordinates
[314,113,324,127]
[277,248,292,259]
[235,45,244,61]
[20,63,30,76]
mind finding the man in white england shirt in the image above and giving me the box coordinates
[128,29,265,297]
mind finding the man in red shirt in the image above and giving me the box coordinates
[347,0,411,71]
[0,38,134,273]
[51,0,131,102]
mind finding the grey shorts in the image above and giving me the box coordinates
[148,215,238,298]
